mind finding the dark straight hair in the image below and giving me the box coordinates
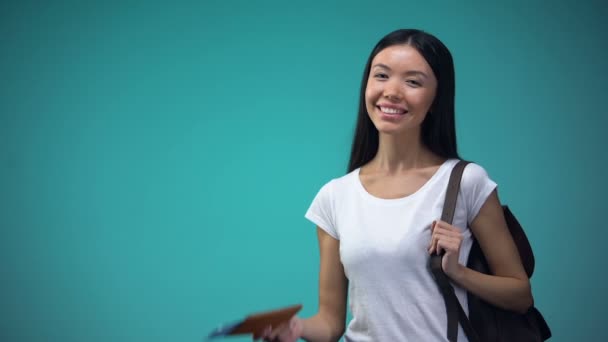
[347,29,460,173]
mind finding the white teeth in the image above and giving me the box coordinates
[379,106,405,114]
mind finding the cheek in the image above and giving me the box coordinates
[364,84,372,99]
[365,82,381,104]
[364,87,375,109]
[422,87,438,106]
[410,89,436,109]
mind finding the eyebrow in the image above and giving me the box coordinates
[372,63,429,79]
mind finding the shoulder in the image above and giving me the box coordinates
[320,169,359,193]
[310,169,359,203]
[457,161,498,222]
[461,162,494,189]
[453,161,497,201]
[306,170,359,239]
[438,160,493,190]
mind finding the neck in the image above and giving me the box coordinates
[368,130,442,175]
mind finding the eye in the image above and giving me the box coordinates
[373,73,388,79]
[406,79,421,87]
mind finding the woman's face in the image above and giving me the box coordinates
[365,44,438,136]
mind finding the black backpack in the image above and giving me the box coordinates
[429,160,552,342]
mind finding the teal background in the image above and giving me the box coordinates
[1,0,606,341]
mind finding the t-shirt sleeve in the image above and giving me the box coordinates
[461,163,498,224]
[304,179,338,239]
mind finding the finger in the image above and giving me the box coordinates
[429,220,435,236]
[435,220,462,233]
[437,234,460,245]
[262,335,277,342]
[437,240,448,255]
[271,322,295,342]
[437,238,460,254]
[435,220,451,228]
[431,232,455,255]
[262,326,276,341]
[433,225,461,237]
[433,221,448,236]
[284,318,299,339]
[253,325,271,340]
[267,329,278,341]
[428,221,439,253]
[433,233,462,245]
[428,233,439,254]
[436,236,454,255]
[432,225,462,239]
[277,329,292,342]
[268,323,287,340]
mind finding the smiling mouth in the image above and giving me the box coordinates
[377,106,408,115]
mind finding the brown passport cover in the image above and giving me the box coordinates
[228,304,303,335]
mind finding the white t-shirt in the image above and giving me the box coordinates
[305,159,497,342]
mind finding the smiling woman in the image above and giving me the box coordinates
[255,29,536,342]
[249,30,532,341]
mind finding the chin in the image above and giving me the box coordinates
[375,125,405,135]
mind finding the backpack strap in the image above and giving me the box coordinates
[429,160,480,342]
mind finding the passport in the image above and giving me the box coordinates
[206,304,303,340]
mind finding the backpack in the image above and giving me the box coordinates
[429,160,552,342]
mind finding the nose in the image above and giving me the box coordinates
[383,79,403,101]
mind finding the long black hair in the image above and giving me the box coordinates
[347,29,460,173]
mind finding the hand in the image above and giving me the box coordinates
[428,220,464,278]
[253,316,302,342]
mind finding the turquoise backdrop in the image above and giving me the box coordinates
[1,0,606,341]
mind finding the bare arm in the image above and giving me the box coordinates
[300,227,348,342]
[450,190,533,313]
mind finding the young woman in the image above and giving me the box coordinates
[257,29,532,342]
